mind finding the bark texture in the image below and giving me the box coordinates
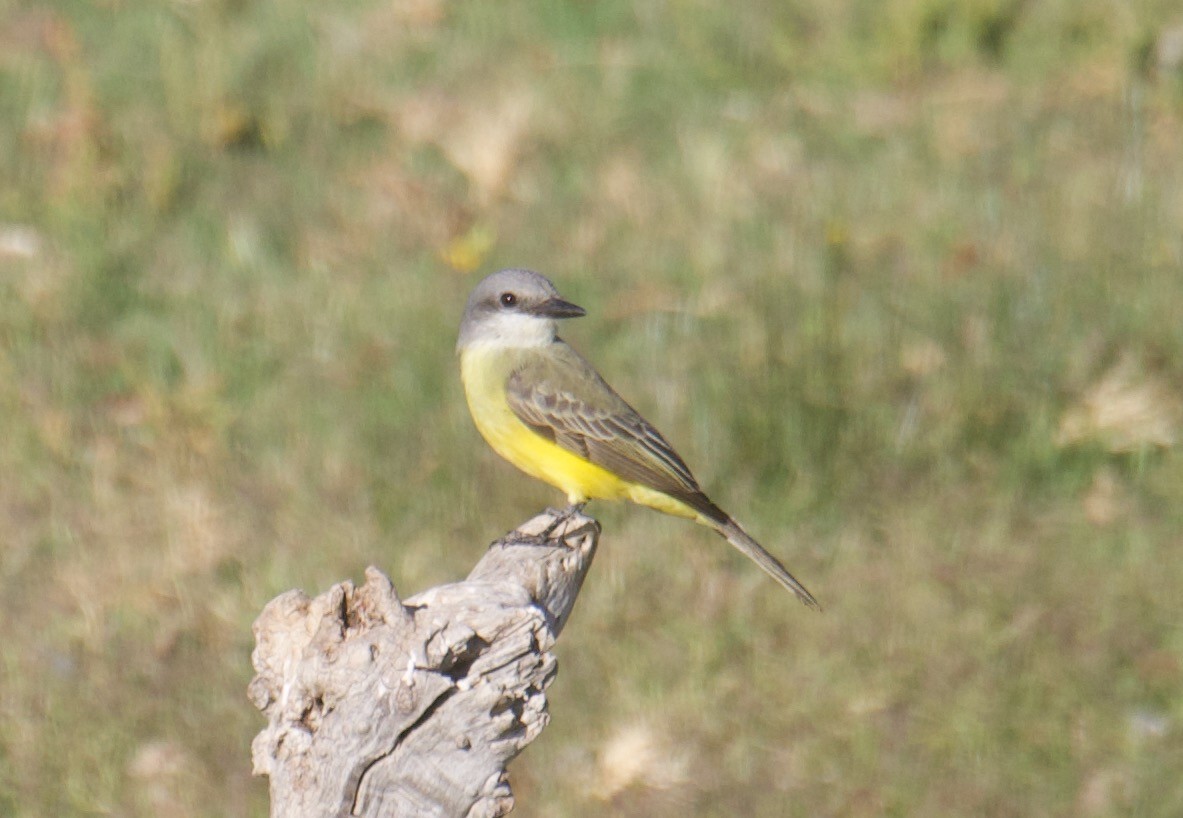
[249,510,599,817]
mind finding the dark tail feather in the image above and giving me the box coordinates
[715,517,820,610]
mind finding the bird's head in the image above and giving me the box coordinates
[457,268,586,351]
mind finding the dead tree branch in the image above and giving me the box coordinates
[248,510,599,818]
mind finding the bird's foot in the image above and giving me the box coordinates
[539,501,589,540]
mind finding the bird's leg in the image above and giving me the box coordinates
[539,501,589,540]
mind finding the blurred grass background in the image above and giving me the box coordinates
[2,0,1183,815]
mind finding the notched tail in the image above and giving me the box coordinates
[715,517,821,610]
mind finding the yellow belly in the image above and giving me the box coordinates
[459,346,701,521]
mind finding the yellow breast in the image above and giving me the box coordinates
[459,345,630,504]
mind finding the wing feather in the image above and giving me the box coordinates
[506,343,719,517]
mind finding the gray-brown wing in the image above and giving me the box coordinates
[506,342,724,520]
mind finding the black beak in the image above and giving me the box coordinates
[532,297,587,319]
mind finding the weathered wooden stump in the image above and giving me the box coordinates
[249,510,599,818]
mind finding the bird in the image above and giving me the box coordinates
[456,268,819,608]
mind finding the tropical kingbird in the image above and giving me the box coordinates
[457,268,819,608]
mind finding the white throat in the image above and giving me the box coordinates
[459,311,557,351]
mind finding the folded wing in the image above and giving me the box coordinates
[506,343,725,523]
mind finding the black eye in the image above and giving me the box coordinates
[499,292,517,307]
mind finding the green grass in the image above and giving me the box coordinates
[2,1,1182,815]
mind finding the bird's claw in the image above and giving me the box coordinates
[539,502,588,540]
